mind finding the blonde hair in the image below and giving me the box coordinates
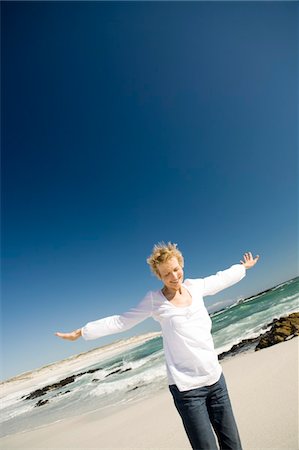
[146,242,184,278]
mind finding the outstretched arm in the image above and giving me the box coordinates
[55,292,153,342]
[198,252,260,297]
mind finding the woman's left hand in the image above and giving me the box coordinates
[240,252,260,269]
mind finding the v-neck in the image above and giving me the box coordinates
[159,284,193,309]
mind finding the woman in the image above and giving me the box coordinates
[56,243,259,450]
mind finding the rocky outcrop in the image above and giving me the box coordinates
[218,337,260,360]
[22,367,102,400]
[255,312,299,350]
[23,375,77,400]
[218,312,299,360]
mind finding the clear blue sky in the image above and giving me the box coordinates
[2,2,298,380]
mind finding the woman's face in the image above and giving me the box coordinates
[157,256,184,292]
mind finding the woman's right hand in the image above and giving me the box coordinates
[55,328,82,341]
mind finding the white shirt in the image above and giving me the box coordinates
[81,264,246,391]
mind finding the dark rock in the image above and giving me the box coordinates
[23,389,47,400]
[105,368,122,378]
[22,375,77,400]
[121,368,132,374]
[76,368,102,377]
[218,337,260,360]
[255,312,299,351]
[21,367,103,401]
[35,399,49,407]
[105,367,132,378]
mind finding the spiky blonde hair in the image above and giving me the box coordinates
[146,242,184,278]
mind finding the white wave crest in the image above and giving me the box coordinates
[90,363,167,397]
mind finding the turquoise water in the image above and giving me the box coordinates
[212,277,299,353]
[1,277,298,437]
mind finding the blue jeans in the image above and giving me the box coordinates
[169,372,243,450]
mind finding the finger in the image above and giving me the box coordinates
[55,332,68,339]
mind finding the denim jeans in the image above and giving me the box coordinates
[169,372,243,450]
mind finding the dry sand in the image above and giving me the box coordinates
[1,337,298,450]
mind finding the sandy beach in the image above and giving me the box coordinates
[1,337,298,450]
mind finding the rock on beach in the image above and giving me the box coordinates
[255,312,299,350]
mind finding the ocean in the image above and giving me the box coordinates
[1,276,298,438]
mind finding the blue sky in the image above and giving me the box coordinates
[2,2,298,380]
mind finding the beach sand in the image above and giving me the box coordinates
[1,337,298,450]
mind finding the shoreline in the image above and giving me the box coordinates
[1,331,162,388]
[1,337,298,450]
[218,310,299,360]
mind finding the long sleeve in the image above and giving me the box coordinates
[81,292,153,340]
[185,264,246,297]
[201,264,246,296]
